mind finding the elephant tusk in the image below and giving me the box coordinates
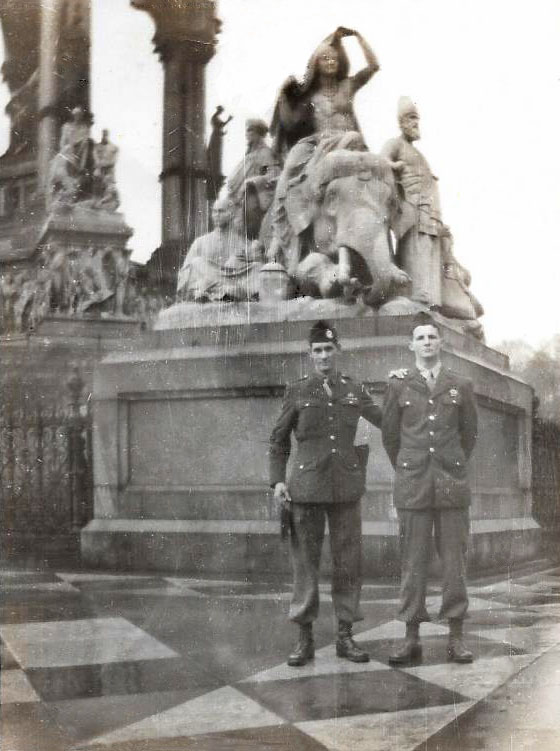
[338,246,352,284]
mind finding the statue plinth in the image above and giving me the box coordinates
[82,314,538,576]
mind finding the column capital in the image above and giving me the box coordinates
[131,0,220,64]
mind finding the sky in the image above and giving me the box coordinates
[1,0,559,347]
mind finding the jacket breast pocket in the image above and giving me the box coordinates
[296,400,324,434]
[339,397,360,425]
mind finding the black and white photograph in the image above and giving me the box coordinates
[1,1,560,749]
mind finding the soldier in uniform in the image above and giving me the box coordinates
[270,320,382,666]
[382,314,478,664]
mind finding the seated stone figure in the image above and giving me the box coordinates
[177,197,264,303]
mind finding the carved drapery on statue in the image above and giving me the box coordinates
[177,197,263,302]
[165,30,484,339]
[49,109,120,211]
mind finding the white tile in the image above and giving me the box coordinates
[0,669,40,704]
[296,702,475,751]
[403,654,536,701]
[0,618,176,668]
[242,650,390,683]
[82,686,285,745]
[472,623,560,653]
[352,619,449,643]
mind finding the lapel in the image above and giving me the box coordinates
[431,367,454,399]
[406,369,429,395]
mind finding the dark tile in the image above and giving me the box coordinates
[27,657,221,702]
[192,582,290,596]
[467,611,546,628]
[363,634,526,667]
[238,670,469,722]
[1,640,20,669]
[493,593,560,607]
[46,689,208,743]
[1,701,75,751]
[1,572,60,585]
[83,724,328,751]
[0,596,93,624]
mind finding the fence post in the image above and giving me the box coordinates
[67,365,87,530]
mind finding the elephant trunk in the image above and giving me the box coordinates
[336,209,394,275]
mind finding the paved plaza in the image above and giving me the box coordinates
[2,561,560,750]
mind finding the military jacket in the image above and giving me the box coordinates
[269,373,382,504]
[382,367,478,510]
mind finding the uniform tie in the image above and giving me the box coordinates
[322,378,333,398]
[426,370,436,392]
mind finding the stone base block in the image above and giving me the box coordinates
[81,517,541,578]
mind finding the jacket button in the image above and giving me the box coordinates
[331,448,337,454]
[328,402,333,407]
[429,430,434,436]
[456,460,461,466]
[428,399,434,405]
[429,447,435,453]
[403,462,408,467]
[429,415,435,421]
[405,400,411,406]
[330,435,336,440]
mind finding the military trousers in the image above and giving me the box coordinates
[397,508,469,624]
[289,501,363,625]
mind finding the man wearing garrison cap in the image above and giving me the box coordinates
[381,97,446,308]
[269,320,382,666]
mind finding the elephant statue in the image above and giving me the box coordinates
[277,149,411,306]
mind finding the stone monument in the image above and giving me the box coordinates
[83,26,538,576]
[131,0,221,291]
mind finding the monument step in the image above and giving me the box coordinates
[81,518,541,576]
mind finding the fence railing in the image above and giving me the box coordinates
[0,368,93,539]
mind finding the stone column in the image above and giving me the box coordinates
[37,0,63,196]
[132,0,219,290]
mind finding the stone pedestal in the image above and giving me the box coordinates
[82,314,539,576]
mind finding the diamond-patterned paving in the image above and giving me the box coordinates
[1,563,560,750]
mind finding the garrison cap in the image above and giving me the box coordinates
[309,320,338,345]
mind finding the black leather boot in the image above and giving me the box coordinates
[389,622,422,665]
[336,621,370,663]
[447,619,473,663]
[287,623,315,667]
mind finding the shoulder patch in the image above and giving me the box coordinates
[388,368,409,380]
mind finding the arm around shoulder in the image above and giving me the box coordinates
[381,380,402,468]
[459,378,478,459]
